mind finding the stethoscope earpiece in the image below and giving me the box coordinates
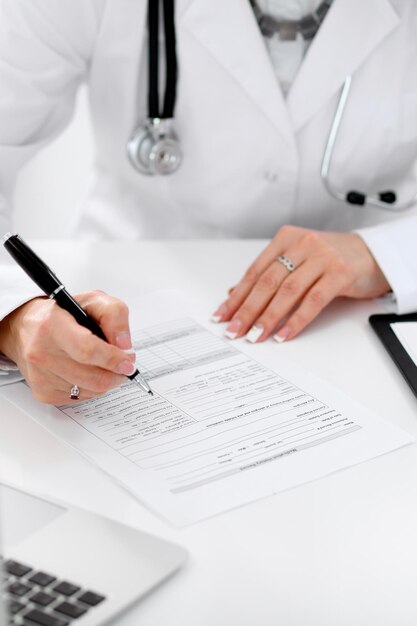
[322,76,415,212]
[345,191,366,206]
[345,190,397,206]
[378,191,396,204]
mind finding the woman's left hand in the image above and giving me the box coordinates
[211,225,391,343]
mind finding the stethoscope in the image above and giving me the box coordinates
[127,1,416,213]
[321,75,417,211]
[127,0,182,175]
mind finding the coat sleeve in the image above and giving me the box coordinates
[356,214,417,313]
[0,0,107,313]
[0,0,105,377]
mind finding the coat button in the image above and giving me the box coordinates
[264,171,278,183]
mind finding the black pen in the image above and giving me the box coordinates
[2,233,153,396]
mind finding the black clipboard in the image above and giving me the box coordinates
[369,312,417,399]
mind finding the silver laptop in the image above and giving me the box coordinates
[0,484,187,626]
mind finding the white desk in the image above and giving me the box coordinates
[1,240,417,626]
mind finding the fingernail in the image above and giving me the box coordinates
[116,332,136,356]
[118,360,136,376]
[123,347,136,356]
[273,326,291,344]
[224,319,242,340]
[246,324,264,344]
[211,303,228,323]
[115,331,133,352]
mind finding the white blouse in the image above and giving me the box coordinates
[257,0,324,94]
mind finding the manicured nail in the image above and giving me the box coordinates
[115,331,133,352]
[246,324,264,344]
[118,360,137,376]
[273,326,291,344]
[211,303,228,323]
[224,319,242,340]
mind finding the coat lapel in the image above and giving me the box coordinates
[287,0,400,131]
[179,0,400,141]
[179,0,295,148]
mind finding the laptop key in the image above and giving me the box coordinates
[24,609,69,626]
[28,573,56,588]
[5,561,32,578]
[7,581,32,597]
[52,583,80,597]
[54,602,87,619]
[8,599,26,614]
[30,592,55,607]
[77,591,105,607]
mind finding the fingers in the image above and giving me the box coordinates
[238,259,323,342]
[211,226,301,323]
[27,370,98,405]
[263,271,347,342]
[24,338,128,405]
[76,291,135,353]
[26,366,121,405]
[6,291,138,405]
[23,300,136,379]
[211,226,362,343]
[224,248,310,340]
[41,354,126,396]
[49,290,136,374]
[55,318,136,377]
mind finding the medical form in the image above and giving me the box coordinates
[1,292,413,525]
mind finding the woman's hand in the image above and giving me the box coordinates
[0,290,136,404]
[211,226,391,343]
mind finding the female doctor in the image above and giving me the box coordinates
[0,0,416,404]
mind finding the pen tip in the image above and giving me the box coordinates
[148,390,154,396]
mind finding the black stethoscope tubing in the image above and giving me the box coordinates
[127,0,182,175]
[148,0,177,120]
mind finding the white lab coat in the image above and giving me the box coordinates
[1,0,417,320]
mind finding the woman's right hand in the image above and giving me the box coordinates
[0,290,137,404]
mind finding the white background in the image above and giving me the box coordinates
[13,87,94,239]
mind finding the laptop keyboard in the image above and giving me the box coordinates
[3,559,106,625]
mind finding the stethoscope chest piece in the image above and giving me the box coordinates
[127,117,182,176]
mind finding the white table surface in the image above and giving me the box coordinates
[1,240,417,626]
